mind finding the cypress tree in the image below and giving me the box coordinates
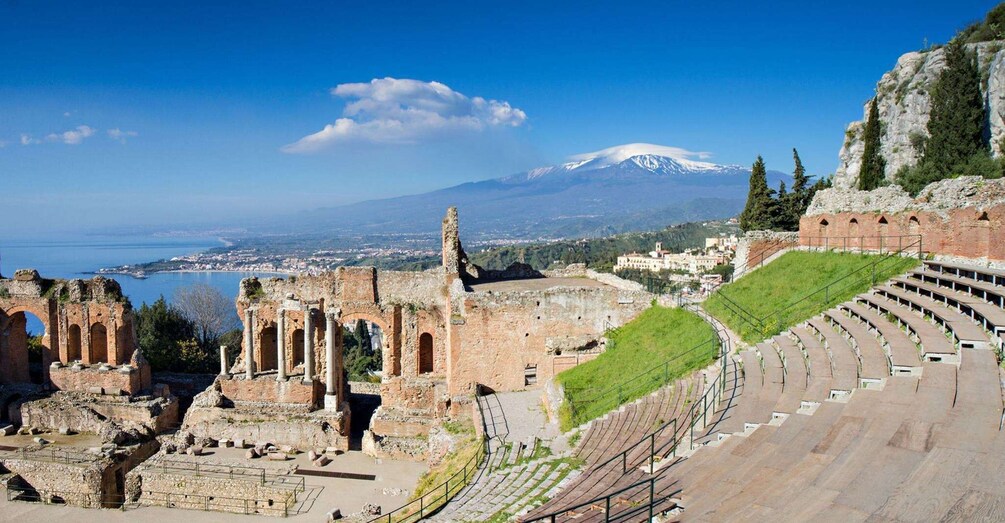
[923,39,987,177]
[739,156,776,231]
[858,98,886,190]
[784,148,809,230]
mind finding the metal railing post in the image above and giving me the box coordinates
[649,478,655,521]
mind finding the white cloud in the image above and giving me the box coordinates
[46,125,96,145]
[107,128,138,143]
[20,134,40,145]
[282,77,527,153]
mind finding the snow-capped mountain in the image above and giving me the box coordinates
[516,143,749,181]
[286,143,791,239]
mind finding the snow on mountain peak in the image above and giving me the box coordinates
[566,143,714,169]
[521,143,744,180]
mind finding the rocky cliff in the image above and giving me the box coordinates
[835,41,1005,189]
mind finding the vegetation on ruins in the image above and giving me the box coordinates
[557,306,717,431]
[955,3,1005,44]
[740,150,830,232]
[136,293,242,373]
[704,251,920,343]
[405,419,482,516]
[858,98,886,190]
[896,37,1004,194]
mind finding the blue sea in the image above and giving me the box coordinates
[0,235,276,333]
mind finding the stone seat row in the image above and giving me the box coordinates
[667,260,1005,520]
[520,371,708,521]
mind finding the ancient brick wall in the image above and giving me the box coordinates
[802,177,1005,262]
[219,376,322,406]
[799,206,1002,260]
[448,286,650,394]
[49,365,144,395]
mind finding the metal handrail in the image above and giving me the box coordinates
[522,473,682,522]
[368,391,491,523]
[714,235,923,340]
[565,336,718,410]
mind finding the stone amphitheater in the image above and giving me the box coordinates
[0,179,1003,523]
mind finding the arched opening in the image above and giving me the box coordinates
[259,326,278,372]
[342,317,385,451]
[89,323,108,364]
[977,211,991,256]
[819,218,829,235]
[878,216,888,235]
[418,333,434,374]
[908,216,921,234]
[1,310,49,385]
[342,318,384,381]
[849,217,860,236]
[67,324,82,362]
[292,328,305,368]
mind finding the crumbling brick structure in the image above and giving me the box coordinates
[799,177,1005,262]
[197,207,650,461]
[0,270,145,389]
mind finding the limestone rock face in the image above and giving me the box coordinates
[835,41,1005,189]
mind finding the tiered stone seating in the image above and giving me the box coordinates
[658,260,1005,521]
[840,301,922,375]
[877,283,993,350]
[857,293,958,362]
[520,374,705,520]
[497,260,1005,522]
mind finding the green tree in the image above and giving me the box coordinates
[136,297,198,372]
[922,39,987,178]
[773,181,789,230]
[739,156,777,231]
[354,319,372,356]
[858,98,886,190]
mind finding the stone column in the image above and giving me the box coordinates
[219,345,229,376]
[325,312,336,396]
[303,306,315,383]
[244,308,254,379]
[276,308,287,381]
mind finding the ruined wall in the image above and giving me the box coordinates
[49,365,146,396]
[135,467,299,516]
[219,375,322,406]
[449,286,650,394]
[3,457,109,506]
[734,231,800,278]
[802,177,1005,262]
[0,271,138,389]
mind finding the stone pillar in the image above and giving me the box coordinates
[219,345,229,376]
[303,306,315,383]
[244,308,254,379]
[276,308,287,381]
[325,312,336,396]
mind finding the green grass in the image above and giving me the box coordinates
[557,306,717,431]
[705,251,920,344]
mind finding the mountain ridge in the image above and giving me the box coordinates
[276,143,790,239]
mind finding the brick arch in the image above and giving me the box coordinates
[341,307,401,377]
[0,303,55,385]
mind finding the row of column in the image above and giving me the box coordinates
[228,307,337,397]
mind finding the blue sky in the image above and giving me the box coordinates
[1,1,999,236]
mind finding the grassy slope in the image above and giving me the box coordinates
[704,251,920,343]
[557,306,717,431]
